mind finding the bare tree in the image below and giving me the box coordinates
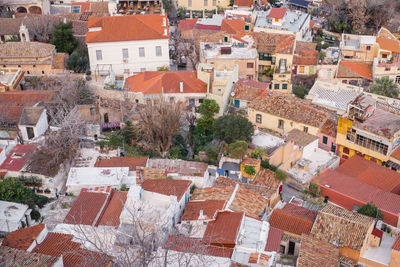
[171,32,199,70]
[24,15,61,43]
[137,98,183,157]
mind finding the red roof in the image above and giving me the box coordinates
[124,71,207,95]
[337,61,373,80]
[319,169,400,215]
[268,8,287,19]
[393,234,400,251]
[95,156,148,171]
[141,179,191,201]
[33,232,111,267]
[2,224,45,251]
[163,235,234,258]
[269,204,318,236]
[178,19,198,32]
[234,0,253,7]
[86,14,169,43]
[309,20,316,29]
[221,19,245,34]
[181,200,227,221]
[336,155,400,194]
[0,144,37,172]
[97,191,127,227]
[265,227,284,252]
[372,228,383,238]
[203,211,244,246]
[63,190,108,225]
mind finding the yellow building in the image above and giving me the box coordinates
[0,68,24,92]
[240,157,261,180]
[336,94,400,167]
[247,92,332,136]
[250,32,295,93]
[340,33,378,61]
[176,0,230,10]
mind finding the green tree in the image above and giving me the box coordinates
[244,165,256,176]
[250,147,265,159]
[275,169,287,182]
[370,77,398,98]
[51,22,78,54]
[308,182,321,197]
[67,46,89,73]
[357,202,384,220]
[198,99,220,136]
[213,115,254,144]
[178,7,186,19]
[121,120,135,145]
[228,140,248,159]
[292,85,310,99]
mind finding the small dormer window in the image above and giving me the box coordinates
[244,25,249,31]
[224,36,228,42]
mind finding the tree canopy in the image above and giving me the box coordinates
[357,202,384,220]
[213,115,254,144]
[51,22,78,54]
[197,99,219,136]
[228,140,248,159]
[370,77,398,98]
[67,45,89,73]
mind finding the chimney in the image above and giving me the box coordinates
[180,81,183,93]
[164,28,168,36]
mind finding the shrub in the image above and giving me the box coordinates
[30,209,41,221]
[275,169,287,182]
[120,184,127,191]
[250,147,265,159]
[214,115,254,144]
[244,165,256,176]
[358,202,384,220]
[292,85,310,99]
[308,182,321,197]
[228,141,248,159]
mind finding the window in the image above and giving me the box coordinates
[343,147,350,154]
[224,36,228,42]
[199,99,204,103]
[247,62,254,68]
[33,65,36,68]
[26,127,34,139]
[156,46,162,57]
[96,50,102,60]
[279,245,285,254]
[2,65,5,67]
[18,65,21,67]
[124,69,130,73]
[90,107,96,115]
[188,0,192,6]
[382,54,388,58]
[72,5,81,13]
[274,83,280,90]
[189,98,195,107]
[396,76,400,84]
[212,0,216,6]
[282,83,287,89]
[256,114,262,123]
[299,66,305,73]
[303,127,308,133]
[322,136,328,145]
[244,25,250,31]
[41,70,44,74]
[122,48,128,59]
[331,143,336,153]
[366,45,371,51]
[139,47,145,57]
[278,119,284,129]
[204,0,208,6]
[140,68,146,72]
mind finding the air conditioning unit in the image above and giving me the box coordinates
[123,59,128,63]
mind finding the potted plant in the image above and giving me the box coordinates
[85,70,92,81]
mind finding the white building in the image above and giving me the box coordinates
[0,200,31,234]
[254,8,312,42]
[66,167,133,194]
[86,14,170,76]
[18,107,48,141]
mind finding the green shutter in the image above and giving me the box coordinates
[274,84,280,90]
[282,83,287,89]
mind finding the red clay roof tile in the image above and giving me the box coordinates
[181,200,227,221]
[337,61,373,80]
[203,211,244,246]
[178,18,198,32]
[298,234,339,267]
[265,227,283,252]
[392,234,400,251]
[2,224,45,251]
[95,156,148,171]
[268,8,287,19]
[0,144,37,172]
[141,179,191,201]
[97,190,127,227]
[221,19,245,35]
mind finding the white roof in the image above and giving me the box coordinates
[66,167,130,187]
[0,200,29,232]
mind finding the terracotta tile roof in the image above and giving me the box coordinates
[336,155,400,193]
[391,146,400,161]
[309,20,316,29]
[147,158,208,176]
[95,156,148,171]
[318,169,400,215]
[269,203,317,236]
[264,227,284,252]
[89,2,109,13]
[286,129,318,147]
[63,190,108,225]
[233,79,270,102]
[221,19,245,34]
[268,8,287,19]
[0,144,37,172]
[33,232,111,267]
[310,204,374,251]
[234,0,253,7]
[392,234,400,251]
[0,42,55,58]
[0,18,23,35]
[2,224,45,251]
[248,92,331,128]
[250,168,281,192]
[203,211,244,246]
[19,106,45,125]
[141,179,191,201]
[178,18,198,32]
[86,14,169,43]
[97,191,127,227]
[163,235,234,258]
[136,167,167,183]
[242,157,261,166]
[337,61,373,80]
[293,43,318,66]
[377,37,400,53]
[124,71,207,95]
[192,185,268,218]
[248,253,271,265]
[250,32,295,55]
[0,246,58,267]
[298,234,340,267]
[320,118,337,137]
[182,200,227,221]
